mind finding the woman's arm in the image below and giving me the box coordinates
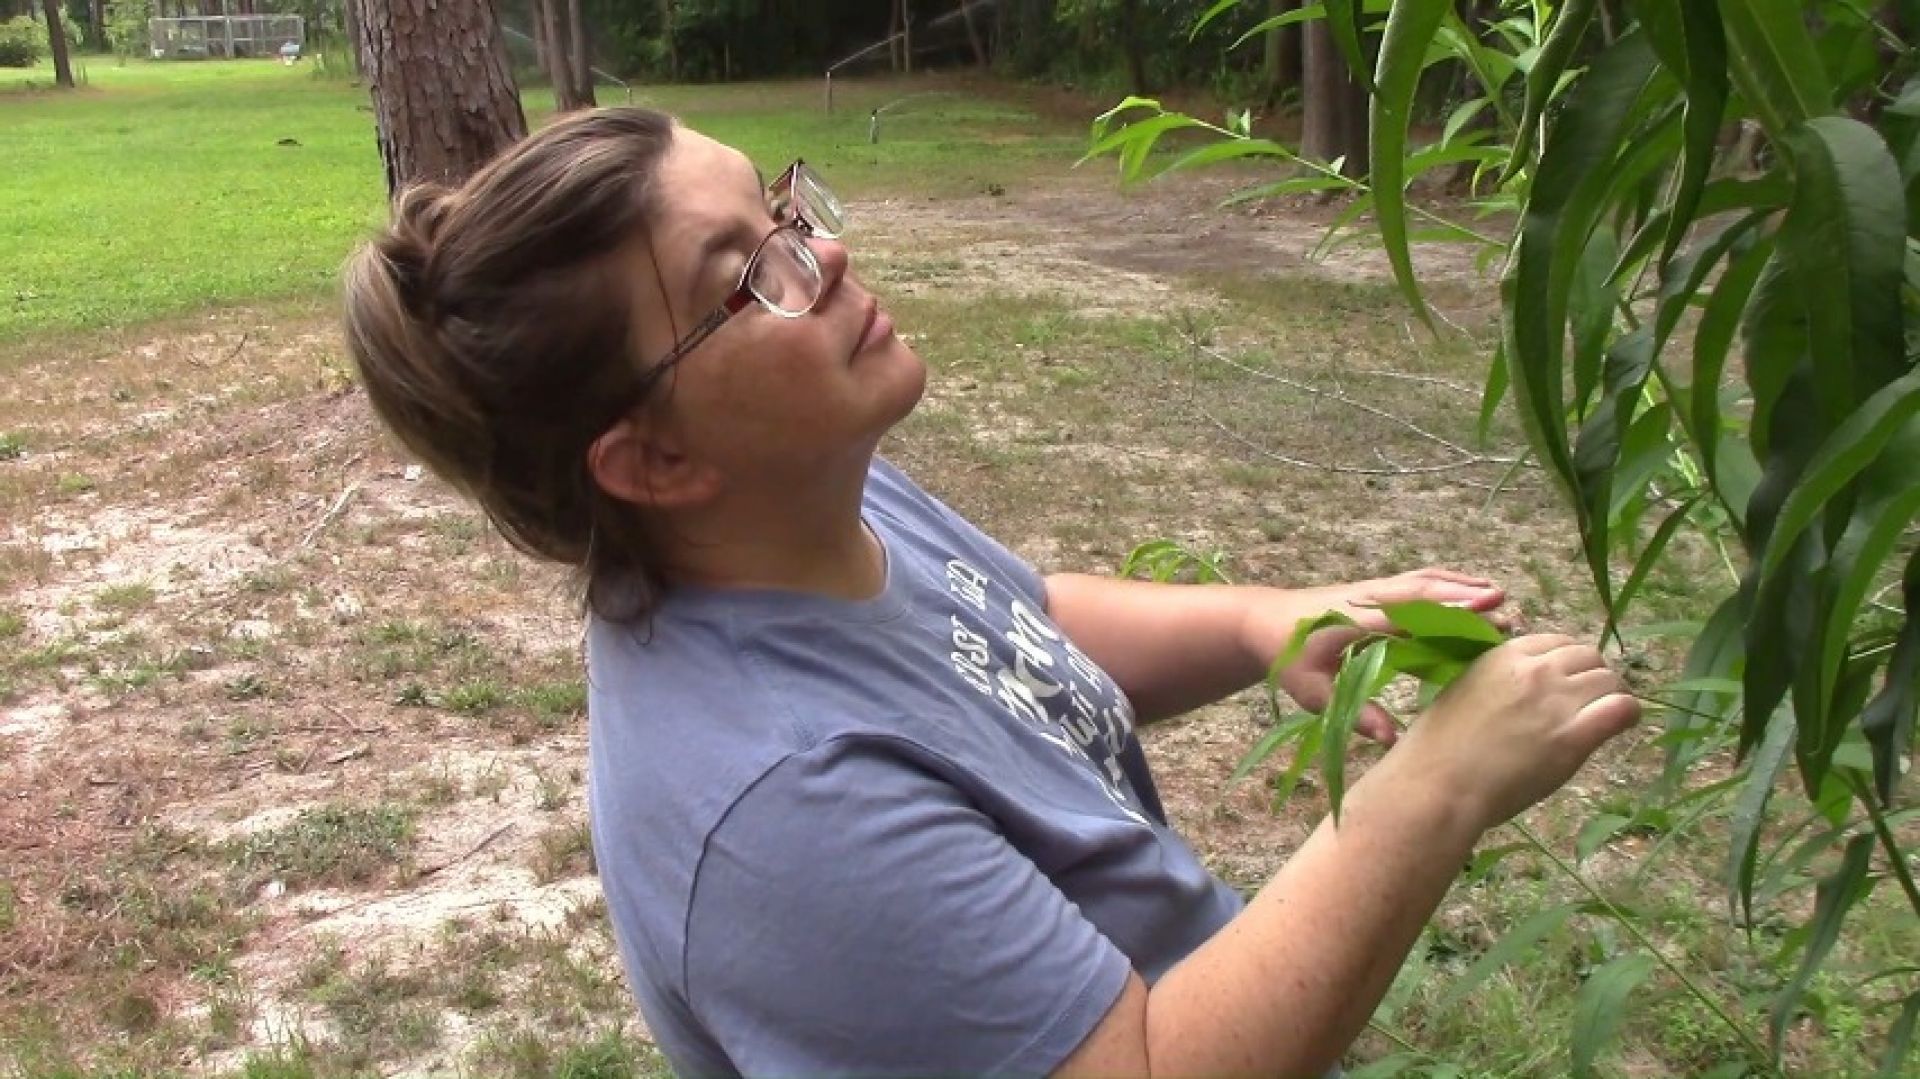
[1055,635,1641,1078]
[1042,569,1504,727]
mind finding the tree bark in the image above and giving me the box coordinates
[888,0,901,72]
[356,0,527,198]
[566,0,594,105]
[656,0,676,79]
[531,0,546,73]
[1262,0,1300,106]
[1117,0,1146,95]
[959,0,986,68]
[538,0,586,110]
[40,0,73,88]
[1301,17,1367,179]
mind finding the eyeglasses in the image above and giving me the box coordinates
[644,159,845,378]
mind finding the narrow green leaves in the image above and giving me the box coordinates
[1570,953,1657,1078]
[1718,0,1834,136]
[1769,833,1877,1056]
[1324,637,1390,823]
[1325,0,1374,95]
[1862,549,1920,802]
[1507,0,1596,179]
[1368,0,1450,330]
[1437,903,1578,1010]
[1509,30,1660,507]
[1879,990,1920,1078]
[1776,117,1910,423]
[1728,710,1796,924]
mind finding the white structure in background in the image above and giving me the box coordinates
[147,15,304,60]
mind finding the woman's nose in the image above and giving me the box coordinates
[809,233,851,291]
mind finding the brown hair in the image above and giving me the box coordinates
[342,107,677,620]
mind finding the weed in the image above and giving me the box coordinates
[94,581,156,612]
[225,803,416,890]
[0,606,22,638]
[0,431,24,459]
[532,822,595,884]
[445,678,507,714]
[305,953,443,1069]
[56,473,97,495]
[531,765,573,812]
[224,673,270,701]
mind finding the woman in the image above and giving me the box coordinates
[342,108,1638,1077]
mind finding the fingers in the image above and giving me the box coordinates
[1405,568,1495,587]
[1356,703,1399,745]
[1506,632,1580,656]
[1571,691,1642,742]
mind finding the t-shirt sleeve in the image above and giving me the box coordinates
[870,456,1048,603]
[684,735,1133,1076]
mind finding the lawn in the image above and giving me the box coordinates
[0,59,1087,341]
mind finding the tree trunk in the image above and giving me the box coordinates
[902,0,911,74]
[1301,18,1366,178]
[959,0,986,68]
[40,0,73,87]
[566,0,594,105]
[538,0,586,111]
[656,0,675,79]
[88,0,103,51]
[343,0,362,76]
[888,0,901,72]
[531,0,546,73]
[1117,0,1146,94]
[1262,0,1300,106]
[356,0,527,197]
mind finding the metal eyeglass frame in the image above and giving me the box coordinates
[642,159,842,380]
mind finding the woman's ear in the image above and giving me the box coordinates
[587,415,721,510]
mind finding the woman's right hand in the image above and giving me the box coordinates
[1394,633,1641,831]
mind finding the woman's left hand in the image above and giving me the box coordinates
[1250,569,1509,745]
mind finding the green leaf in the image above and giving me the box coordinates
[1605,495,1702,646]
[1717,0,1833,136]
[1478,339,1510,447]
[1233,713,1317,782]
[1691,234,1774,526]
[1878,990,1920,1078]
[1381,637,1468,685]
[1577,814,1634,863]
[1163,137,1300,178]
[1769,833,1877,1054]
[1324,639,1391,823]
[1861,548,1920,802]
[1369,0,1451,331]
[1441,97,1491,149]
[1379,600,1504,646]
[1728,708,1795,924]
[1662,595,1747,788]
[1507,0,1597,179]
[1274,713,1326,808]
[1568,225,1619,413]
[1325,0,1375,95]
[1437,903,1579,1009]
[1776,117,1910,423]
[1190,0,1243,42]
[1571,953,1658,1078]
[1222,174,1360,206]
[1275,609,1364,670]
[1653,1,1730,266]
[1508,31,1662,509]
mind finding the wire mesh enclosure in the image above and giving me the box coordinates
[147,16,304,61]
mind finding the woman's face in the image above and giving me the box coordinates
[624,128,927,490]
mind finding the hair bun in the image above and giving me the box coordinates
[384,184,457,315]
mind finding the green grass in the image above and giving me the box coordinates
[1,60,1087,341]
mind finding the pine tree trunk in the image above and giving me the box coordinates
[356,0,527,197]
[657,0,676,79]
[538,0,585,111]
[567,0,594,105]
[888,0,901,72]
[343,0,363,76]
[40,0,73,87]
[1301,18,1366,178]
[1118,0,1146,94]
[959,0,986,68]
[532,0,547,74]
[1262,0,1300,106]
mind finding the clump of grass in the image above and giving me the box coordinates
[304,953,442,1070]
[56,473,97,495]
[517,678,587,724]
[470,1026,670,1079]
[95,581,157,612]
[443,679,507,715]
[0,606,24,639]
[226,803,416,890]
[223,673,270,701]
[0,431,24,459]
[531,822,595,885]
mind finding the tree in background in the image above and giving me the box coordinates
[355,0,526,196]
[39,0,72,86]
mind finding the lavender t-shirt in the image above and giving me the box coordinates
[587,458,1243,1076]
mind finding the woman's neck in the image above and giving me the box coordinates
[656,464,885,602]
